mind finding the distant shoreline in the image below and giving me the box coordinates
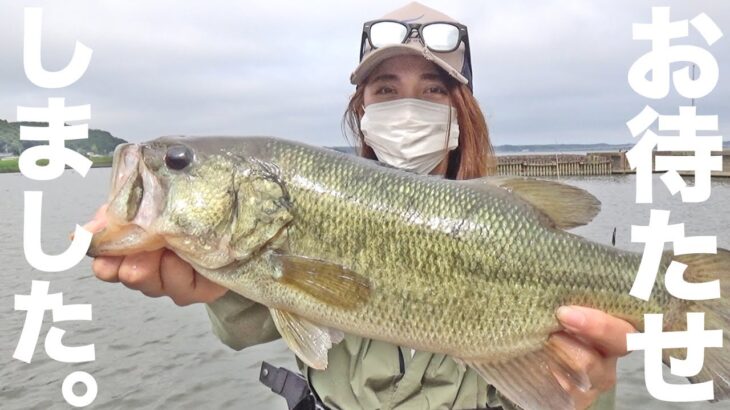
[332,142,730,156]
[0,156,113,173]
[494,143,634,154]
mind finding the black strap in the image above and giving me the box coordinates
[260,361,316,410]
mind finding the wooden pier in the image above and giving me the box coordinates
[496,150,730,177]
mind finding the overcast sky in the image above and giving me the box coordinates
[0,0,728,146]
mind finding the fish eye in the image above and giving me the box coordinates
[164,145,193,170]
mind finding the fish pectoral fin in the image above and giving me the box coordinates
[269,308,344,370]
[465,177,601,229]
[462,342,591,410]
[274,254,371,310]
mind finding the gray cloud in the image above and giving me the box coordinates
[0,0,728,146]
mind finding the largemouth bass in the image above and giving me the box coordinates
[88,136,730,409]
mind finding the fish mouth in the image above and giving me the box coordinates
[88,143,166,257]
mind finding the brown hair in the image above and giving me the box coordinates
[343,75,496,180]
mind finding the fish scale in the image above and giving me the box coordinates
[263,141,640,351]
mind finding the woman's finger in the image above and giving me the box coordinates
[159,251,227,305]
[92,256,123,282]
[556,305,637,357]
[82,204,109,234]
[191,273,229,303]
[549,332,617,393]
[117,249,165,295]
[159,250,197,306]
[548,331,619,410]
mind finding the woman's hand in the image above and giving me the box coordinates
[551,305,637,410]
[85,205,228,305]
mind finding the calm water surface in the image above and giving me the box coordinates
[0,169,727,409]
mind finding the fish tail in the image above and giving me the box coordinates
[669,248,730,401]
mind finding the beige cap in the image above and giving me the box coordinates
[350,2,471,87]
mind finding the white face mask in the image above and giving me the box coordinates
[360,98,459,175]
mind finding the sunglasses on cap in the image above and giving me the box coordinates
[359,19,470,60]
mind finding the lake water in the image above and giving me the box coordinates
[1,168,727,409]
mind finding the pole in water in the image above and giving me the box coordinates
[611,227,617,246]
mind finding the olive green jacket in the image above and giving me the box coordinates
[206,291,615,410]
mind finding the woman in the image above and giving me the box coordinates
[88,3,635,409]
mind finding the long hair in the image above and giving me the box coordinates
[343,75,496,180]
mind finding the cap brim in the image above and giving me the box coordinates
[350,44,468,86]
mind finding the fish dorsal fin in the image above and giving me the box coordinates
[464,177,601,229]
[269,308,344,370]
[274,254,371,310]
[461,337,591,410]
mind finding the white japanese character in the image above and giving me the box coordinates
[629,7,722,99]
[631,209,719,301]
[626,106,723,203]
[17,98,92,180]
[627,313,723,402]
[13,281,95,364]
[62,371,98,407]
[23,7,93,89]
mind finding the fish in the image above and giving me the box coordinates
[88,136,730,410]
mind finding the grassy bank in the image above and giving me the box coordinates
[0,156,113,173]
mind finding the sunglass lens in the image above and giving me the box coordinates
[369,21,408,48]
[422,23,460,52]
